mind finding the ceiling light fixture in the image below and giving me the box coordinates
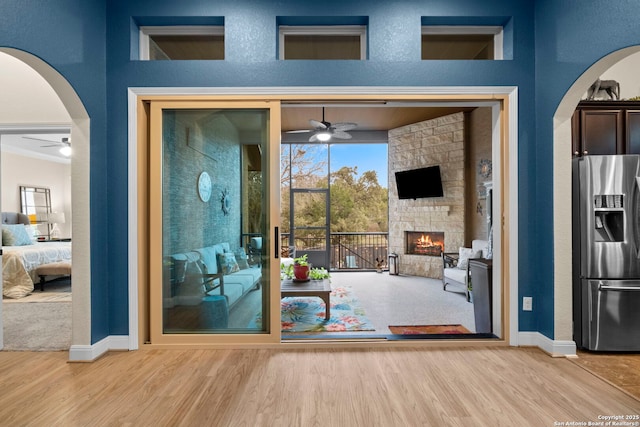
[59,145,72,157]
[316,131,332,142]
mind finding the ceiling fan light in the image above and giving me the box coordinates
[316,131,332,142]
[59,146,72,157]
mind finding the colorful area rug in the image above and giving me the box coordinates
[389,324,471,335]
[256,287,375,332]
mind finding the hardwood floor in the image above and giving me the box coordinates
[0,346,638,426]
[570,350,640,402]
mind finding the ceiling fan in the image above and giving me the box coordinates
[286,107,357,142]
[22,136,72,156]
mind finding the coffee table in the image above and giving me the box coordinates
[281,278,332,320]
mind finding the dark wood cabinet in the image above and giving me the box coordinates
[572,101,640,157]
[626,111,640,154]
[580,109,622,155]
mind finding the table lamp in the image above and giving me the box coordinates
[48,212,65,240]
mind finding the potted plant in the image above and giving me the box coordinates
[280,262,294,280]
[293,254,311,280]
[309,267,330,280]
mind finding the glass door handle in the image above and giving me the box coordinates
[274,226,279,259]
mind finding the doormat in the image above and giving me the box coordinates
[388,324,471,335]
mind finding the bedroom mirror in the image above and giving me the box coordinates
[20,185,52,240]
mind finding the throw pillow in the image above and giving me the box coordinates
[234,247,250,270]
[217,252,240,275]
[2,224,34,246]
[457,247,481,270]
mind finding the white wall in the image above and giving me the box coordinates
[586,51,640,100]
[1,151,71,238]
[0,52,69,124]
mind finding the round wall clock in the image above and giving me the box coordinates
[197,171,212,202]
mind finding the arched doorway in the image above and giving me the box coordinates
[0,48,91,355]
[553,46,640,344]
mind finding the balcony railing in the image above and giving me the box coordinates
[241,232,389,271]
[281,232,388,271]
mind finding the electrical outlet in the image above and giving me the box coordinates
[523,297,533,311]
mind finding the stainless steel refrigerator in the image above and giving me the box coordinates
[573,155,640,351]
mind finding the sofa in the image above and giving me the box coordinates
[442,239,489,302]
[167,242,261,312]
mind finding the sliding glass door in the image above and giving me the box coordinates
[148,100,281,345]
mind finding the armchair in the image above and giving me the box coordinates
[170,251,226,305]
[165,252,228,329]
[442,239,489,302]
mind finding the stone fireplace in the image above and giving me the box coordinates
[388,112,466,279]
[388,109,492,279]
[405,231,444,257]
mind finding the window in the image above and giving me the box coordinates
[422,26,503,60]
[139,26,224,60]
[279,26,367,60]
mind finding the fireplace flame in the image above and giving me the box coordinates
[406,232,444,256]
[416,234,444,250]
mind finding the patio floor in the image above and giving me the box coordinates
[229,271,477,336]
[330,271,475,335]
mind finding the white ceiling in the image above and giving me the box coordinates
[1,132,71,164]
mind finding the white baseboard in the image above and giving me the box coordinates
[518,331,576,357]
[69,332,576,361]
[69,335,130,362]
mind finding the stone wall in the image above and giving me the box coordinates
[388,112,466,278]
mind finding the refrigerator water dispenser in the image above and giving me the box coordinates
[594,194,624,242]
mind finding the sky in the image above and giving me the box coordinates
[329,143,388,188]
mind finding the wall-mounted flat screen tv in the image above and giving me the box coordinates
[395,165,444,199]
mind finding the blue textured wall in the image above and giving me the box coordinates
[0,0,110,342]
[106,0,535,339]
[530,0,640,337]
[2,0,639,343]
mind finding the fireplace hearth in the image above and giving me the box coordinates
[405,231,444,256]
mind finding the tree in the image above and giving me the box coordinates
[280,144,329,232]
[246,170,263,233]
[281,144,388,240]
[329,166,388,232]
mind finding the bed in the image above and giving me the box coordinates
[2,212,72,298]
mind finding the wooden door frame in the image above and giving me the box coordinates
[128,87,519,349]
[138,99,282,346]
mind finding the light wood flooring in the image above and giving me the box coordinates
[0,346,637,426]
[570,350,640,402]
